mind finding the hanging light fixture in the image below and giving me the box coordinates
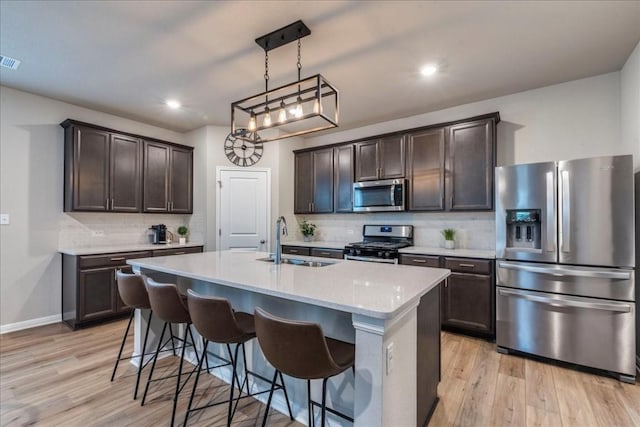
[231,20,339,143]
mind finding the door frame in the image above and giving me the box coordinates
[215,166,271,252]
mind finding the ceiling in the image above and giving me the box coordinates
[1,1,639,134]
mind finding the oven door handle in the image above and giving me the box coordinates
[344,255,398,264]
[498,288,632,312]
[497,261,632,280]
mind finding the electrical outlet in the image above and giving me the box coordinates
[0,214,9,225]
[347,229,355,235]
[91,230,105,237]
[386,342,394,375]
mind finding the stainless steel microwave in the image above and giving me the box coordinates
[353,179,406,212]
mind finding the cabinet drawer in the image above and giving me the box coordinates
[152,246,203,257]
[443,257,492,275]
[281,246,311,256]
[310,248,344,259]
[79,251,153,269]
[399,254,440,267]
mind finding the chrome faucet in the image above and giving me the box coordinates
[274,216,288,264]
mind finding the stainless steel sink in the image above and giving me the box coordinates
[258,256,334,267]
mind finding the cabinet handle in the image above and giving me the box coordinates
[289,249,299,253]
[173,251,186,255]
[411,259,427,263]
[459,263,475,268]
[111,198,114,210]
[308,202,312,212]
[319,252,331,255]
[444,280,448,288]
[110,257,126,261]
[449,196,453,208]
[106,198,110,210]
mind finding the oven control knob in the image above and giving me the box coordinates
[355,249,361,256]
[385,252,391,258]
[378,251,384,258]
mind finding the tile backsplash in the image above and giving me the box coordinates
[289,212,496,250]
[59,212,203,248]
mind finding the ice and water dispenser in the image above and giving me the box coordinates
[505,209,541,250]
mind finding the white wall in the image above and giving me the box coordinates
[621,41,640,173]
[0,86,190,329]
[281,72,630,247]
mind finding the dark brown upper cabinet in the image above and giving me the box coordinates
[355,136,405,181]
[406,128,445,211]
[63,123,141,212]
[334,144,354,213]
[445,118,495,211]
[143,141,193,214]
[294,148,334,214]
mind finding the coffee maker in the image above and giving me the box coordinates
[149,224,167,244]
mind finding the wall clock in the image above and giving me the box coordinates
[224,129,263,167]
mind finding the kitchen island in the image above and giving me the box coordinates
[128,251,449,427]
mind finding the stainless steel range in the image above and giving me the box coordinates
[344,225,413,264]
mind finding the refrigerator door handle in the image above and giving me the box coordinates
[560,170,571,253]
[497,261,632,280]
[545,171,556,252]
[498,288,632,313]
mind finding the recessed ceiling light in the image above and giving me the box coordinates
[420,64,438,77]
[165,99,181,109]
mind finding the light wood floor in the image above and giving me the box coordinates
[1,320,638,427]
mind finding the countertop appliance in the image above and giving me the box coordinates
[495,155,635,383]
[353,179,406,212]
[344,224,413,264]
[149,224,168,244]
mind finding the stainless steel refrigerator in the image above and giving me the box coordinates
[495,155,636,383]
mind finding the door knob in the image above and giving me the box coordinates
[260,240,266,244]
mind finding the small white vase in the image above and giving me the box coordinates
[303,235,312,242]
[179,237,187,245]
[444,240,454,249]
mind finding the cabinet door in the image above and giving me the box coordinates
[445,119,495,210]
[294,152,313,214]
[379,135,405,179]
[355,140,379,181]
[143,141,170,212]
[110,133,141,212]
[78,267,117,321]
[312,148,334,213]
[441,272,492,334]
[169,146,193,213]
[406,129,445,210]
[334,145,354,213]
[73,126,110,211]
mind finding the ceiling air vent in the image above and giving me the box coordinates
[0,55,21,70]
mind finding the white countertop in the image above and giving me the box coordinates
[128,250,449,319]
[59,242,204,256]
[399,246,495,259]
[281,240,350,249]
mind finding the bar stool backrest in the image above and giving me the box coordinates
[144,277,191,324]
[254,307,342,380]
[186,290,246,344]
[116,270,151,310]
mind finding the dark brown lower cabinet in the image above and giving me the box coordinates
[62,246,203,329]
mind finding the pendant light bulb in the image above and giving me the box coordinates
[313,93,322,114]
[263,107,272,127]
[278,101,287,123]
[295,96,303,118]
[248,111,257,131]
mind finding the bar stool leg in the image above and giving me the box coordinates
[141,321,167,406]
[308,379,314,427]
[278,371,294,420]
[133,310,153,400]
[227,343,242,426]
[183,338,208,427]
[170,324,188,427]
[168,323,177,356]
[261,370,279,427]
[321,378,328,427]
[110,309,135,381]
[202,337,211,373]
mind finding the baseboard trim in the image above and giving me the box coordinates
[0,314,62,334]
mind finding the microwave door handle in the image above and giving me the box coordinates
[389,184,395,205]
[560,170,570,253]
[545,171,556,252]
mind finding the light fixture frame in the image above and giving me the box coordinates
[230,20,339,143]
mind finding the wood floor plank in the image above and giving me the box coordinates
[524,358,561,414]
[445,335,481,381]
[550,364,597,427]
[526,404,564,427]
[489,373,526,426]
[581,380,636,427]
[498,353,525,379]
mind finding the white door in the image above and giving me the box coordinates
[217,167,270,251]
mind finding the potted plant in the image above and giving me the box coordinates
[300,220,317,242]
[177,226,188,245]
[441,228,456,249]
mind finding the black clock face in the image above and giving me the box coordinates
[224,129,263,167]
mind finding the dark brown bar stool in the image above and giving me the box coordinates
[111,270,155,400]
[254,307,355,427]
[142,277,202,427]
[184,290,294,427]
